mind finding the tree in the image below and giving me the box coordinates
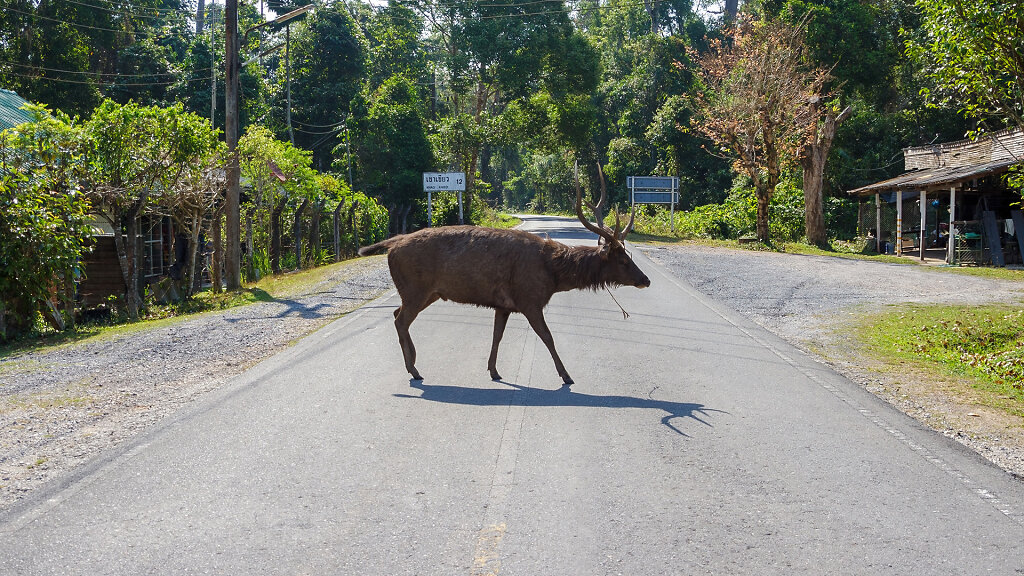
[238,125,316,275]
[908,0,1024,131]
[288,3,366,170]
[353,76,434,233]
[909,0,1024,192]
[0,107,92,340]
[689,18,827,243]
[81,101,219,318]
[799,98,851,245]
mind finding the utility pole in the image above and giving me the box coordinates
[224,0,241,290]
[223,3,311,290]
[196,0,206,35]
[286,23,293,145]
[209,3,218,126]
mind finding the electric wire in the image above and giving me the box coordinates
[0,59,215,78]
[60,0,188,20]
[0,68,216,87]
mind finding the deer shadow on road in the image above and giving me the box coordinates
[395,380,724,436]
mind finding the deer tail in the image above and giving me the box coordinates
[358,237,399,257]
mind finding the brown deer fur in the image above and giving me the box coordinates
[359,224,649,384]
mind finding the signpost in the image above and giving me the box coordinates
[423,172,466,226]
[628,175,679,231]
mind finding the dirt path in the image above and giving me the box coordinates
[642,243,1024,478]
[0,256,393,511]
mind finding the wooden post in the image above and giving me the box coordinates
[948,186,956,264]
[293,198,308,269]
[333,199,345,263]
[896,190,903,256]
[875,193,881,254]
[919,190,927,261]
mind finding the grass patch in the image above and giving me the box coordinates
[2,386,97,414]
[477,207,521,230]
[853,304,1024,417]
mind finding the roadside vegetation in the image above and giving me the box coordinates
[853,304,1024,418]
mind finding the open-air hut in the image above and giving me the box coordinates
[848,128,1024,266]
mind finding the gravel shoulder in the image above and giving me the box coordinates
[641,242,1024,478]
[0,256,393,511]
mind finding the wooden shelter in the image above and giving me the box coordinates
[848,128,1024,266]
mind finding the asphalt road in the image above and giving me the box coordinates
[2,215,1024,575]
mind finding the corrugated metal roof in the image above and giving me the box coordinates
[0,88,36,131]
[847,158,1020,196]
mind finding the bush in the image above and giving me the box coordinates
[0,111,93,341]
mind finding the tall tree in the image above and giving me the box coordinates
[799,98,851,246]
[288,3,366,171]
[908,0,1023,131]
[354,76,435,233]
[690,18,827,243]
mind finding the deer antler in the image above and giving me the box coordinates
[574,161,616,244]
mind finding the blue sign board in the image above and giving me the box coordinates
[633,191,678,204]
[628,176,677,190]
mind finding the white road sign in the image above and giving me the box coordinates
[423,172,466,192]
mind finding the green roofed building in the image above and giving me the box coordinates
[0,88,35,131]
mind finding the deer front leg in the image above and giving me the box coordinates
[488,309,511,380]
[522,308,573,386]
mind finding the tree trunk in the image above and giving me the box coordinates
[755,191,771,244]
[212,207,224,293]
[349,201,360,254]
[400,204,412,234]
[184,208,202,298]
[802,158,827,246]
[333,199,345,263]
[308,199,324,267]
[195,0,206,34]
[294,197,309,269]
[271,197,285,274]
[800,105,852,247]
[724,0,739,23]
[108,206,142,319]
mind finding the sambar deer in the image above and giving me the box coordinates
[358,170,650,385]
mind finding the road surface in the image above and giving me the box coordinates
[2,215,1023,575]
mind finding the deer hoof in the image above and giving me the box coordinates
[410,369,423,380]
[489,369,502,381]
[561,377,574,386]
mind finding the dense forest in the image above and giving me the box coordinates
[1,0,1022,337]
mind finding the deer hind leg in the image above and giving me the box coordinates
[488,309,512,381]
[522,308,573,386]
[393,294,438,380]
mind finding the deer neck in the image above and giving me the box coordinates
[552,245,604,292]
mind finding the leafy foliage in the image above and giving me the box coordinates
[908,0,1024,130]
[0,107,92,340]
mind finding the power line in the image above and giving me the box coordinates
[0,68,215,87]
[61,0,188,19]
[0,59,215,78]
[293,118,348,129]
[4,4,195,35]
[60,0,192,15]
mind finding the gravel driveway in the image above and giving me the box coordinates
[2,240,1023,512]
